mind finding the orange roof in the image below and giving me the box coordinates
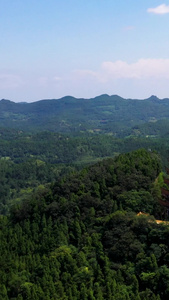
[137,212,169,225]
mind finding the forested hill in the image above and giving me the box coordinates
[1,149,168,300]
[1,94,169,134]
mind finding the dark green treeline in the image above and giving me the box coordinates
[0,149,168,299]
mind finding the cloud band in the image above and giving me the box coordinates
[147,4,169,14]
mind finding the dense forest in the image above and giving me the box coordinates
[2,95,169,299]
[1,148,168,300]
[2,95,169,134]
[1,127,169,215]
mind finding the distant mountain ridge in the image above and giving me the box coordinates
[0,94,169,134]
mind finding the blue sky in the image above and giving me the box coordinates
[1,0,169,102]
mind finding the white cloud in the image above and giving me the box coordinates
[147,4,169,14]
[102,59,169,79]
[75,59,169,82]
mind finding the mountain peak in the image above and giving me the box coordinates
[148,95,159,101]
[0,98,12,102]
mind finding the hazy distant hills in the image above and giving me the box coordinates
[1,94,169,135]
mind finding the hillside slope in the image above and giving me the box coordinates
[1,95,169,134]
[0,149,166,300]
